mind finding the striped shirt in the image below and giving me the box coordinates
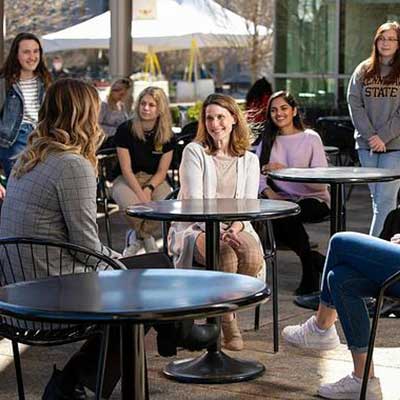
[18,76,40,125]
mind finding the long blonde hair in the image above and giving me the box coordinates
[14,78,104,178]
[131,86,172,145]
[196,93,251,156]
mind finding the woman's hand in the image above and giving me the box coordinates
[261,187,285,200]
[140,187,152,203]
[390,233,400,245]
[0,184,6,200]
[221,228,242,249]
[261,162,286,175]
[368,135,386,152]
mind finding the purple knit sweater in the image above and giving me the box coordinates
[256,129,331,206]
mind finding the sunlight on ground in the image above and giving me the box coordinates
[317,344,400,399]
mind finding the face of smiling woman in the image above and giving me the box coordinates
[269,96,297,135]
[17,39,40,79]
[205,104,236,151]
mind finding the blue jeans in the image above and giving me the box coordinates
[358,149,400,237]
[320,232,400,353]
[0,123,34,179]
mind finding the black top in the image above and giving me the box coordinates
[0,269,270,324]
[126,198,300,222]
[268,167,400,184]
[114,120,176,174]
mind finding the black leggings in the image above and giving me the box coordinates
[272,198,329,284]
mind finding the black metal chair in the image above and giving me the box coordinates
[170,121,198,188]
[253,219,279,351]
[360,270,400,400]
[316,116,358,167]
[0,237,124,400]
[97,148,119,248]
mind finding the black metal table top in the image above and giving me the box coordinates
[268,167,400,184]
[0,269,270,324]
[126,198,300,222]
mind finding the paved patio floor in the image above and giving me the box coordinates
[1,184,399,399]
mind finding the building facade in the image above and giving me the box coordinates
[273,0,400,114]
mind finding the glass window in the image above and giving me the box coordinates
[342,1,400,74]
[275,0,337,74]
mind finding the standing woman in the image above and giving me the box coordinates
[98,78,132,149]
[348,21,400,237]
[257,91,330,295]
[0,32,51,178]
[112,86,175,256]
[169,94,264,351]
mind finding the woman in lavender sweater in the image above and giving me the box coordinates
[257,91,330,295]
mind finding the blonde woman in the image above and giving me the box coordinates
[99,77,132,148]
[0,78,121,398]
[112,86,175,255]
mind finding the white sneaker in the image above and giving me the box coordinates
[282,316,340,350]
[143,236,158,253]
[122,239,143,257]
[318,373,382,399]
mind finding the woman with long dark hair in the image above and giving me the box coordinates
[257,91,330,295]
[0,32,51,178]
[348,21,400,237]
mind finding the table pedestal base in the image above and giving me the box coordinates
[163,350,265,383]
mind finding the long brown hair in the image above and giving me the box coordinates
[363,21,400,84]
[131,86,172,145]
[0,32,52,89]
[14,78,103,178]
[196,93,251,157]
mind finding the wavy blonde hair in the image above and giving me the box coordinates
[14,78,104,178]
[131,86,172,145]
[196,93,251,156]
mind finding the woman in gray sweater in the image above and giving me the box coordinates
[347,21,400,236]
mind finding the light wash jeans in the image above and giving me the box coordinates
[358,149,400,237]
[0,123,34,179]
[320,232,400,353]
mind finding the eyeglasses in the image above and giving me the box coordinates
[377,36,399,43]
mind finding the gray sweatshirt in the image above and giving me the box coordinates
[347,60,400,150]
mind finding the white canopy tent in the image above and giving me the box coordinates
[42,0,268,53]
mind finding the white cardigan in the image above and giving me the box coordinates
[168,142,262,268]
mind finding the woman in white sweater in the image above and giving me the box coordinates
[169,94,263,351]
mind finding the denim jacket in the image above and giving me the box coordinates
[0,78,45,148]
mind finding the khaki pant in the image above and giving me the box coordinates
[194,231,263,277]
[112,172,171,239]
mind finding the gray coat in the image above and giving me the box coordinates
[0,152,120,281]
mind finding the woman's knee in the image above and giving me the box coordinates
[219,243,239,273]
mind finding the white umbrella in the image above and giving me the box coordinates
[42,0,268,53]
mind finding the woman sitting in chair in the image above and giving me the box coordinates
[0,78,216,399]
[281,230,395,399]
[112,86,175,256]
[256,90,330,296]
[168,93,264,351]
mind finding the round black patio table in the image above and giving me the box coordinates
[268,167,400,236]
[126,198,299,381]
[0,269,269,400]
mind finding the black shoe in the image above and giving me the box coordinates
[177,320,219,351]
[294,292,320,311]
[42,365,87,400]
